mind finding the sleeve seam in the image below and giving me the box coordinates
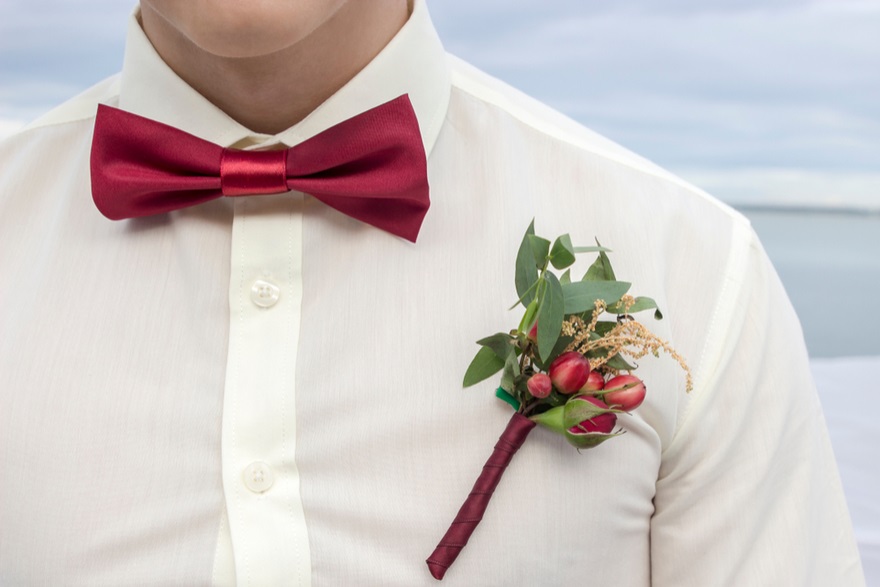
[661,217,756,458]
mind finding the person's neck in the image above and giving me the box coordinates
[140,2,410,135]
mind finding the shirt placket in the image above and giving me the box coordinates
[220,190,312,586]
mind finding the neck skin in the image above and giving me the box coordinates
[139,1,410,135]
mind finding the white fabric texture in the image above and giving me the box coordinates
[0,1,864,585]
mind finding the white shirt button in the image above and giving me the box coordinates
[242,461,274,494]
[250,279,280,308]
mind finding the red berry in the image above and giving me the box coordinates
[580,370,605,393]
[548,351,590,394]
[602,375,646,411]
[527,322,538,342]
[527,373,552,398]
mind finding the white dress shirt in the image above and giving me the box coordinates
[0,1,864,585]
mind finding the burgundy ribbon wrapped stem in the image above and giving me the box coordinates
[426,413,536,580]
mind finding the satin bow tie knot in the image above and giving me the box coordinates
[90,94,430,242]
[220,148,289,197]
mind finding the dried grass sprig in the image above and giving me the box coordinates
[562,297,693,392]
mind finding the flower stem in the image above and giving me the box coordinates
[426,413,536,580]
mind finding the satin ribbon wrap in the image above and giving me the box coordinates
[426,413,537,580]
[90,94,430,242]
[220,149,288,196]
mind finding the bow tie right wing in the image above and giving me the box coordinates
[283,95,430,243]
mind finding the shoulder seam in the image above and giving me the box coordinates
[446,55,743,219]
[21,75,120,133]
[16,115,95,137]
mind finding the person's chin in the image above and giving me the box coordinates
[186,30,309,60]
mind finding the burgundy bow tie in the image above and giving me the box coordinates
[90,95,430,242]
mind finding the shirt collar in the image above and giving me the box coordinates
[118,0,450,155]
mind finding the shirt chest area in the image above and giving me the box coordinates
[1,194,662,586]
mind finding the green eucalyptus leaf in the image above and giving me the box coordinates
[562,280,631,314]
[530,389,569,410]
[605,353,636,371]
[463,346,505,388]
[605,296,663,318]
[507,350,521,377]
[518,298,539,333]
[573,245,612,253]
[543,390,569,408]
[515,220,538,306]
[550,234,576,270]
[583,248,616,282]
[597,249,616,280]
[537,272,565,363]
[513,375,531,400]
[500,351,520,391]
[582,259,604,282]
[530,405,565,433]
[584,346,606,359]
[560,269,572,285]
[495,387,521,411]
[594,321,617,336]
[528,235,551,268]
[476,332,516,361]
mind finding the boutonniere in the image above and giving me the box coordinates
[426,221,692,580]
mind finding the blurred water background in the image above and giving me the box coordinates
[742,206,880,357]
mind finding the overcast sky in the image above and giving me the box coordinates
[1,0,878,207]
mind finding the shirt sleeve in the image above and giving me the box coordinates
[650,226,865,586]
